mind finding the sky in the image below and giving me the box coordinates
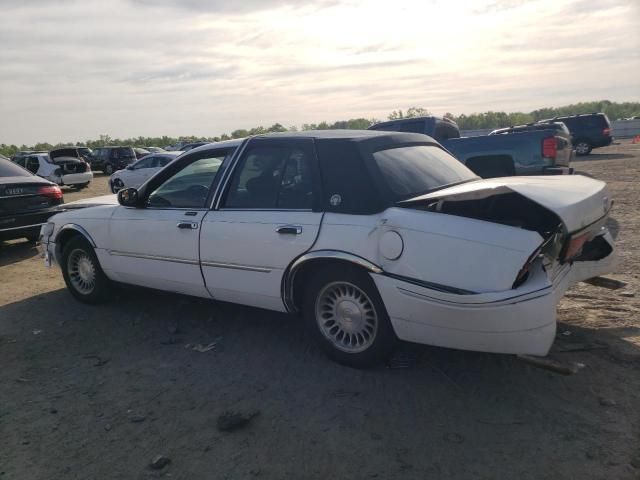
[1,0,638,145]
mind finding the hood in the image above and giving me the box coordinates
[64,194,118,209]
[399,175,611,233]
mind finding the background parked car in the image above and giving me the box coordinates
[14,153,93,189]
[109,151,181,193]
[10,150,47,162]
[0,157,63,242]
[537,113,613,156]
[91,146,137,174]
[180,142,209,152]
[133,147,150,159]
[369,116,572,177]
[49,146,94,164]
[140,146,165,153]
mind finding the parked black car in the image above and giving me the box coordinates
[91,146,137,174]
[0,157,63,242]
[537,113,613,156]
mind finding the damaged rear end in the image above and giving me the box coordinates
[372,174,615,356]
[398,175,615,291]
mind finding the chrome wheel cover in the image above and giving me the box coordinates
[67,248,96,294]
[576,142,590,155]
[315,281,378,353]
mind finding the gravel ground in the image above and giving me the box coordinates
[1,141,639,479]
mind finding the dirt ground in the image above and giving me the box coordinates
[1,141,639,480]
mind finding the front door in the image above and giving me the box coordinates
[200,138,322,311]
[105,149,232,298]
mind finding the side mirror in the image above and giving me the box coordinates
[117,187,140,207]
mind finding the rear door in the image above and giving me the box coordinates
[200,138,322,311]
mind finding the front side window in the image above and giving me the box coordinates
[224,144,314,210]
[147,149,232,209]
[372,145,477,201]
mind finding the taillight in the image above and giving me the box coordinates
[513,245,543,288]
[542,136,557,159]
[603,127,611,136]
[38,185,63,200]
[563,232,590,262]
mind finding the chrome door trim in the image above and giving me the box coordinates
[200,260,272,273]
[0,222,46,232]
[210,138,251,211]
[108,250,199,266]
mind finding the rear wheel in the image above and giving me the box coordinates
[61,236,111,304]
[575,140,592,156]
[303,265,396,368]
[74,182,90,189]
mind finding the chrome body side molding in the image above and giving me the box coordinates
[281,250,383,313]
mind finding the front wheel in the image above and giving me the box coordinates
[61,236,112,304]
[303,265,396,368]
[110,178,124,193]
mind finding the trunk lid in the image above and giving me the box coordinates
[0,178,62,214]
[399,175,611,233]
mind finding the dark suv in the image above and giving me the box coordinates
[537,113,612,156]
[91,146,137,174]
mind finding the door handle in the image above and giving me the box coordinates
[177,222,199,229]
[276,225,302,235]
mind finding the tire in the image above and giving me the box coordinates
[111,178,124,193]
[104,163,114,175]
[61,236,112,304]
[75,182,90,190]
[303,265,396,368]
[575,140,592,156]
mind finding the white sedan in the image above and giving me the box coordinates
[39,132,615,367]
[15,153,93,188]
[109,152,181,193]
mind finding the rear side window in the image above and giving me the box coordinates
[117,148,135,158]
[372,145,477,200]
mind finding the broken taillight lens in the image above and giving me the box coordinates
[563,232,590,262]
[513,245,543,288]
[542,136,557,159]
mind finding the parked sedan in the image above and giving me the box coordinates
[39,132,615,367]
[13,153,93,188]
[1,157,63,242]
[109,152,181,193]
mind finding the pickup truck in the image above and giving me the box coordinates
[368,116,573,177]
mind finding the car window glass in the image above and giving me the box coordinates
[147,152,229,209]
[224,145,314,209]
[2,158,31,175]
[372,145,477,200]
[133,157,153,169]
[26,157,40,174]
[398,121,425,133]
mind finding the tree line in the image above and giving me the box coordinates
[2,100,638,157]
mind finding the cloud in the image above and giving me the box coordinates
[0,0,637,145]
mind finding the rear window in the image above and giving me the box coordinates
[0,158,32,177]
[372,145,477,200]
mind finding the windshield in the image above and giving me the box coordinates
[372,145,477,201]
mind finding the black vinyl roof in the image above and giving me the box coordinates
[252,129,440,147]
